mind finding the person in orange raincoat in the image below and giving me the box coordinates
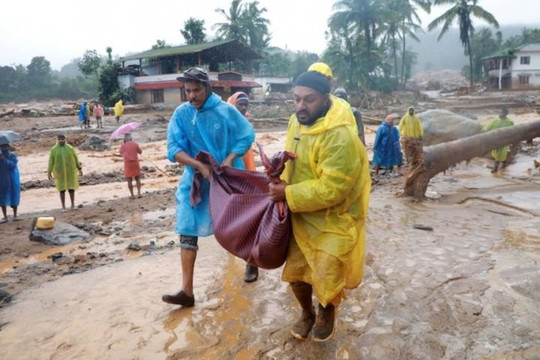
[227,91,259,282]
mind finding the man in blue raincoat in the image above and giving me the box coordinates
[162,67,255,307]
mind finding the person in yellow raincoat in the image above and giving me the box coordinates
[398,106,424,167]
[483,107,514,172]
[269,71,370,342]
[47,134,83,211]
[114,99,124,123]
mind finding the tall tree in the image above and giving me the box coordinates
[214,0,247,43]
[181,18,207,45]
[428,0,499,88]
[27,56,52,88]
[106,47,113,64]
[78,50,102,81]
[328,0,385,87]
[242,1,271,53]
[467,28,501,81]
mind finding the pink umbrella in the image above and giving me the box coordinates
[110,122,142,140]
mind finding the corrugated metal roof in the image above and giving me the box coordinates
[134,79,261,90]
[121,38,261,61]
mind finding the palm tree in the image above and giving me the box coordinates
[428,0,499,88]
[328,0,383,85]
[214,0,248,43]
[242,1,271,53]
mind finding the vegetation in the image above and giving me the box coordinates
[6,0,540,103]
[180,18,207,45]
[428,0,499,88]
[322,0,430,92]
[0,57,97,102]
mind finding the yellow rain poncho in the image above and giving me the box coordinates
[483,117,514,161]
[48,143,80,191]
[398,112,424,139]
[281,98,371,307]
[114,100,124,117]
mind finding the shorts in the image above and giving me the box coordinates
[179,234,198,251]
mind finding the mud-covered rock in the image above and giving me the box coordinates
[29,219,90,245]
[419,109,483,145]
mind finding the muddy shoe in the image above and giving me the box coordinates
[291,308,316,340]
[244,264,259,283]
[313,304,336,342]
[162,290,195,307]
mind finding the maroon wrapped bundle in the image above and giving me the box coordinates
[192,146,295,269]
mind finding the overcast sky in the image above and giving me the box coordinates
[1,0,539,70]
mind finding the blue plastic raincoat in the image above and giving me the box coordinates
[280,97,371,307]
[78,103,87,122]
[0,151,21,207]
[167,93,255,237]
[372,121,403,167]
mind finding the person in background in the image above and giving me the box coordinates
[372,114,403,177]
[47,134,83,211]
[119,133,142,199]
[398,106,424,168]
[114,99,124,123]
[78,101,88,129]
[93,102,104,128]
[0,144,20,223]
[269,71,371,342]
[162,67,255,307]
[227,91,259,282]
[483,107,514,173]
[333,88,365,145]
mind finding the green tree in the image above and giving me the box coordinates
[98,62,122,106]
[214,0,247,43]
[0,66,19,93]
[106,47,113,64]
[428,0,499,88]
[328,0,385,87]
[467,28,501,81]
[503,27,540,49]
[180,17,207,44]
[290,51,319,80]
[78,50,102,81]
[242,1,271,53]
[27,56,52,89]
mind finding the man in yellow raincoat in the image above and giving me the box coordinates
[398,106,424,167]
[47,134,83,211]
[114,99,124,123]
[269,71,370,342]
[483,107,514,172]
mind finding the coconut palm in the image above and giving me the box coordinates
[242,1,271,53]
[214,0,248,43]
[428,0,499,88]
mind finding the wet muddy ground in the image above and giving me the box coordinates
[0,110,539,359]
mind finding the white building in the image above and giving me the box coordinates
[482,43,540,90]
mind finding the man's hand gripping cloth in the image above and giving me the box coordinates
[191,146,296,269]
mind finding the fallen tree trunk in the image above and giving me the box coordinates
[0,109,15,118]
[404,120,540,199]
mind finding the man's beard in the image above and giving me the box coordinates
[296,101,330,126]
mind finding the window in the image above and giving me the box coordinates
[151,89,164,103]
[520,56,530,65]
[519,75,530,84]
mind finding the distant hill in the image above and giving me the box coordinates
[409,24,537,73]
